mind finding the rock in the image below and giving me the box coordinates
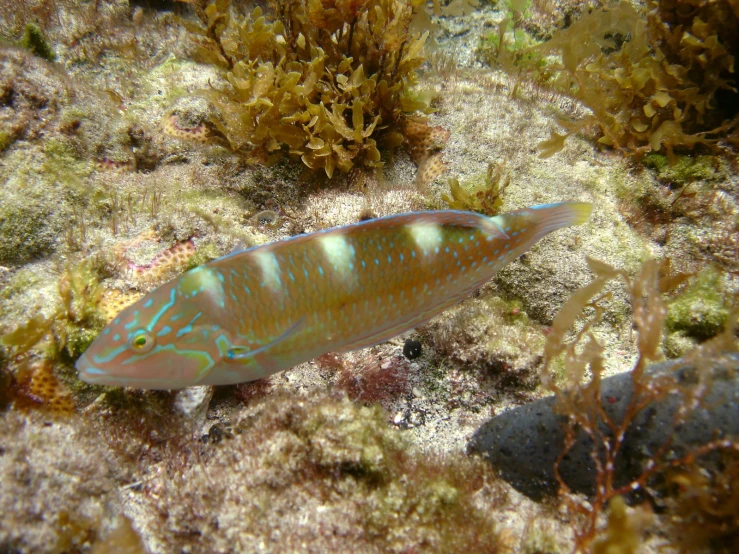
[469,353,739,500]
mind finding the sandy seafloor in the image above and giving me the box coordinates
[1,1,738,553]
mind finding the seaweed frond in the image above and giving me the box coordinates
[541,257,739,550]
[443,161,510,216]
[172,0,440,178]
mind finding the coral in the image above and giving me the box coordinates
[401,118,451,162]
[529,2,738,160]
[0,358,77,415]
[94,157,135,173]
[16,359,76,415]
[162,112,216,144]
[98,289,144,323]
[443,161,510,216]
[126,238,198,286]
[175,0,439,177]
[414,151,448,188]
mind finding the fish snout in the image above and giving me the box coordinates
[75,353,107,384]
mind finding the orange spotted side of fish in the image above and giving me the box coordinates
[76,203,591,389]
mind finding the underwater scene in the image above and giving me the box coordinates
[0,0,737,552]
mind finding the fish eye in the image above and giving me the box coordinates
[129,330,155,354]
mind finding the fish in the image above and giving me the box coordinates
[76,202,592,389]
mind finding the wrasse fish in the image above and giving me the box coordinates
[77,202,591,389]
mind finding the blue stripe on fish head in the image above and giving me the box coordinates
[75,266,229,388]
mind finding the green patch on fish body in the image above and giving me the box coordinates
[76,203,592,389]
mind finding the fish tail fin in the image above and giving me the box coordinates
[526,202,592,239]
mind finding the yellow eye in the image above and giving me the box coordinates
[129,331,155,353]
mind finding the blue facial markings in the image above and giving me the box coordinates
[176,312,203,338]
[121,343,214,369]
[124,311,141,331]
[93,345,128,364]
[147,289,177,333]
[84,367,107,375]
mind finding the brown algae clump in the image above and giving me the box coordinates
[172,0,435,176]
[529,2,738,159]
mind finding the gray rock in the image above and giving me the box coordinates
[469,353,739,500]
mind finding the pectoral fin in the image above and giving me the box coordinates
[225,319,305,375]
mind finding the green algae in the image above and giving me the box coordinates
[0,198,56,264]
[19,23,56,61]
[41,138,96,205]
[666,267,730,341]
[0,139,96,264]
[643,154,721,185]
[0,130,14,152]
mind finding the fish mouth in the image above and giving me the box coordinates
[75,353,103,383]
[75,354,123,386]
[75,355,176,389]
[77,370,171,389]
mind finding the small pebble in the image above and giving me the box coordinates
[403,339,423,360]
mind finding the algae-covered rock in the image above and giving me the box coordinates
[0,412,122,553]
[470,353,739,500]
[666,267,730,341]
[643,154,723,185]
[0,196,58,264]
[133,394,503,553]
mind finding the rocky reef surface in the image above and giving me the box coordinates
[1,1,737,552]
